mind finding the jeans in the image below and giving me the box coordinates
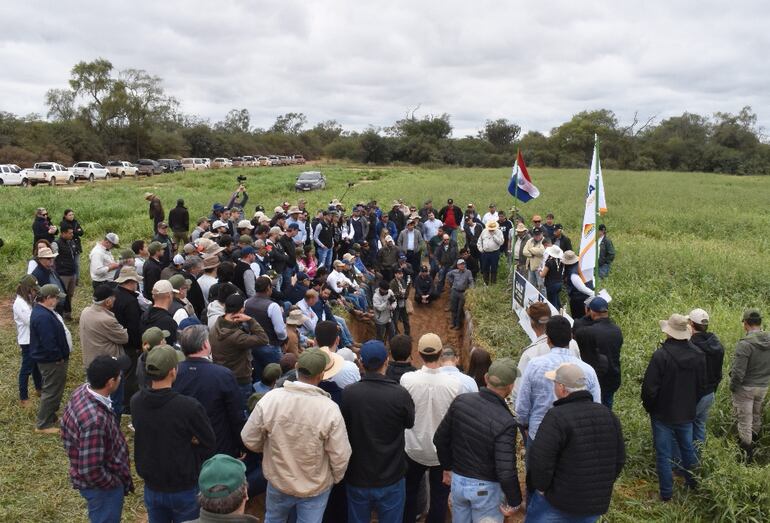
[598,264,610,279]
[60,274,77,315]
[731,385,768,445]
[251,345,283,383]
[80,486,124,523]
[265,482,330,523]
[144,486,199,523]
[110,373,125,420]
[334,315,355,347]
[451,473,505,523]
[345,289,368,312]
[376,322,395,342]
[36,360,69,429]
[450,289,466,328]
[347,479,405,523]
[526,490,599,522]
[437,267,450,292]
[545,282,562,310]
[403,457,450,523]
[19,344,42,401]
[527,270,539,290]
[317,246,333,270]
[693,392,715,449]
[650,417,697,499]
[479,252,500,283]
[601,390,615,410]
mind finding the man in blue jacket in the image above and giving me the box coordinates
[30,284,71,433]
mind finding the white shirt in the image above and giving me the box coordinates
[482,211,499,225]
[326,269,357,294]
[405,230,415,251]
[422,218,442,240]
[330,361,361,389]
[173,307,189,325]
[134,257,146,293]
[197,274,217,305]
[89,243,116,283]
[512,335,581,405]
[12,295,32,345]
[27,260,37,275]
[296,299,318,335]
[400,366,462,466]
[439,365,479,394]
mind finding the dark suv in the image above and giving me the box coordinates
[158,159,183,172]
[136,159,162,176]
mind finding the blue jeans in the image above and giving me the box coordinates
[345,289,368,312]
[650,417,697,499]
[601,390,615,410]
[347,479,405,523]
[693,392,714,449]
[265,482,330,523]
[334,315,355,347]
[317,246,333,270]
[144,486,199,523]
[451,473,505,523]
[80,486,124,523]
[251,345,282,383]
[526,490,599,522]
[545,282,562,310]
[110,373,125,420]
[18,344,42,400]
[598,264,610,279]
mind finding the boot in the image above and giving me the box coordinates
[482,272,490,285]
[491,271,497,285]
[739,441,754,464]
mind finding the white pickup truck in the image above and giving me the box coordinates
[71,161,110,181]
[22,162,75,186]
[106,160,139,177]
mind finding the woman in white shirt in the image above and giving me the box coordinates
[13,275,41,407]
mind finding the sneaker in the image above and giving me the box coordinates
[34,427,60,435]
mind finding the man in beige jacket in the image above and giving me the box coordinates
[241,348,351,523]
[523,226,546,292]
[78,284,129,417]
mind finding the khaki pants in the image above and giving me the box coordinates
[732,385,768,445]
[172,231,189,252]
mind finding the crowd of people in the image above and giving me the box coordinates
[11,184,769,522]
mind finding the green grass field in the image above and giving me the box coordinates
[0,163,768,521]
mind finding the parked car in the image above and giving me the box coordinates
[106,160,138,177]
[257,156,270,166]
[211,158,232,169]
[136,159,163,176]
[181,158,208,171]
[295,171,326,192]
[231,157,245,167]
[22,162,75,186]
[71,161,110,182]
[293,155,306,165]
[0,164,30,186]
[242,155,257,167]
[202,158,211,168]
[268,155,281,166]
[158,159,184,172]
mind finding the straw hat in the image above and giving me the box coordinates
[202,256,220,270]
[287,206,301,215]
[115,266,143,284]
[286,309,309,326]
[144,192,155,200]
[562,250,579,265]
[485,220,499,231]
[659,314,692,340]
[319,346,344,380]
[36,246,57,259]
[515,223,528,233]
[342,253,356,263]
[544,245,563,259]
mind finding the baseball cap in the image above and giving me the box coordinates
[237,220,254,230]
[545,363,586,389]
[456,259,466,266]
[142,327,170,348]
[212,220,227,229]
[743,309,762,322]
[532,227,543,235]
[240,246,255,256]
[39,283,66,299]
[262,363,282,383]
[173,254,185,265]
[287,223,300,231]
[486,358,519,387]
[147,241,166,255]
[418,333,443,355]
[105,232,120,246]
[198,454,247,499]
[689,308,709,326]
[119,249,135,261]
[169,274,192,291]
[588,297,608,312]
[145,344,185,379]
[93,284,115,302]
[297,348,329,377]
[157,222,168,229]
[225,294,245,314]
[360,340,388,369]
[179,317,202,330]
[152,280,177,295]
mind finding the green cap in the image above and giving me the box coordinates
[119,249,135,261]
[148,241,167,255]
[743,309,762,322]
[247,392,265,413]
[486,358,519,387]
[145,344,184,379]
[262,363,282,382]
[297,348,329,377]
[142,327,171,348]
[198,454,247,499]
[39,283,66,299]
[168,274,192,290]
[20,274,40,290]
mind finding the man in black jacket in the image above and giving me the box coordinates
[131,344,215,522]
[168,198,190,253]
[55,224,78,321]
[527,363,625,521]
[154,222,174,267]
[434,358,523,522]
[574,297,624,409]
[341,340,415,523]
[688,308,724,454]
[641,314,706,501]
[140,280,179,346]
[142,241,166,301]
[551,224,572,253]
[112,267,144,410]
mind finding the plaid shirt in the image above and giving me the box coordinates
[61,384,133,493]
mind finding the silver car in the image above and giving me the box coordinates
[294,171,326,192]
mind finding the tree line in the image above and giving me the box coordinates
[1,58,768,175]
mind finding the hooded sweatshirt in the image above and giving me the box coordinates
[130,387,216,492]
[140,306,178,346]
[690,331,725,395]
[641,338,707,424]
[730,331,770,391]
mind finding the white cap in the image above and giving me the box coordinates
[237,219,254,230]
[689,308,710,326]
[173,254,185,265]
[152,280,178,295]
[105,232,120,246]
[212,220,227,229]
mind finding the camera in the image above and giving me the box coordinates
[236,175,247,184]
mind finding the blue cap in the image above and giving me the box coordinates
[360,340,388,370]
[240,246,256,256]
[212,203,224,211]
[287,223,300,230]
[179,317,202,330]
[589,297,608,312]
[398,253,407,260]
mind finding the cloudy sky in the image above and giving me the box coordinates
[1,0,768,136]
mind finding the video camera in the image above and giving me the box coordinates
[236,175,247,185]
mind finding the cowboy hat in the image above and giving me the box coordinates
[515,223,528,233]
[287,206,301,215]
[115,267,143,284]
[562,250,579,265]
[485,221,499,231]
[319,346,344,380]
[286,309,309,326]
[544,245,563,259]
[660,314,691,340]
[36,246,57,259]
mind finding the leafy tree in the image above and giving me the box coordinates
[480,118,520,149]
[271,113,307,135]
[218,108,251,133]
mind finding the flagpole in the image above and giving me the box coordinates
[593,134,600,288]
[513,148,520,221]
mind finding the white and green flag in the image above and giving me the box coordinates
[578,135,607,283]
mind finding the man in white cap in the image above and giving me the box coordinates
[687,308,724,455]
[140,280,179,346]
[90,233,121,290]
[641,313,706,501]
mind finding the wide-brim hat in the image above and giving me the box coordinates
[36,246,57,259]
[562,250,579,265]
[116,267,143,283]
[203,255,220,269]
[486,220,499,231]
[544,245,563,259]
[319,346,344,380]
[286,309,309,326]
[515,223,528,233]
[287,206,301,215]
[660,314,691,340]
